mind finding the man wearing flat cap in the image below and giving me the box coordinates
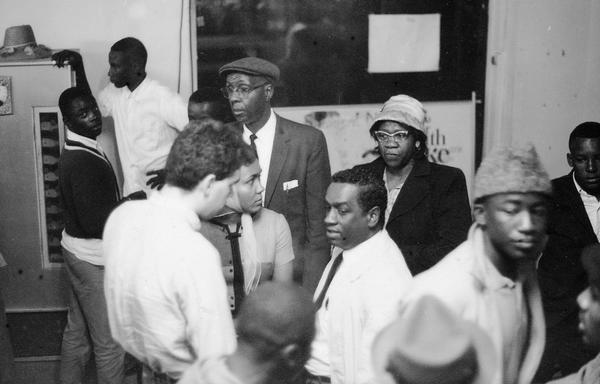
[398,144,550,384]
[219,57,331,292]
[353,94,471,276]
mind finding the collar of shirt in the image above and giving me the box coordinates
[573,172,600,202]
[332,230,385,271]
[124,76,150,100]
[66,129,102,152]
[470,225,521,291]
[383,168,404,192]
[148,190,202,232]
[242,108,276,145]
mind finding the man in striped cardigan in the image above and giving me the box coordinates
[57,87,141,384]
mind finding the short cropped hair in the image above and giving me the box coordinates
[111,37,147,68]
[188,87,234,123]
[238,141,258,167]
[569,122,600,152]
[237,282,316,363]
[332,167,387,228]
[165,120,244,190]
[370,121,428,160]
[58,87,93,119]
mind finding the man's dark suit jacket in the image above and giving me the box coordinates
[233,115,331,292]
[354,157,471,275]
[538,173,598,327]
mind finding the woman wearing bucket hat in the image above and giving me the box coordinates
[353,95,471,275]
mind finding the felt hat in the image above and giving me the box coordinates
[372,295,497,384]
[219,57,280,82]
[370,94,427,133]
[473,143,552,201]
[0,25,52,61]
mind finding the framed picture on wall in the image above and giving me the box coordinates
[33,106,66,268]
[0,76,12,115]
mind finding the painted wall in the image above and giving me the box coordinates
[485,0,600,178]
[0,0,192,309]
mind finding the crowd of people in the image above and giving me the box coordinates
[2,34,597,384]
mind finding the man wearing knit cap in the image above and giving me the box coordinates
[398,144,551,384]
[353,94,471,275]
[219,57,331,293]
[536,122,600,381]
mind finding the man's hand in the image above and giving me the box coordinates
[52,50,83,69]
[146,169,166,190]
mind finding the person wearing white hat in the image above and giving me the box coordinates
[398,144,551,384]
[353,94,471,276]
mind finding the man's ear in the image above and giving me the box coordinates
[63,116,71,129]
[567,153,574,168]
[280,344,303,369]
[367,206,381,229]
[195,173,216,197]
[472,202,486,227]
[265,83,274,102]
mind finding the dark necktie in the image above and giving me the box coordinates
[314,253,343,309]
[249,133,258,157]
[211,220,245,315]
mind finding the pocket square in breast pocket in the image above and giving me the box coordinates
[283,179,299,191]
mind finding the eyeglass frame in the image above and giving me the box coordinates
[373,130,411,144]
[220,82,269,99]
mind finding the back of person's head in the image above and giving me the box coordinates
[165,119,244,190]
[58,87,93,118]
[373,296,497,384]
[236,282,316,370]
[188,87,234,123]
[331,167,387,228]
[569,121,600,152]
[111,37,147,68]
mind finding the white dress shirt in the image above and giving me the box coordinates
[305,230,412,384]
[98,77,188,195]
[573,174,600,241]
[103,191,236,379]
[243,109,276,202]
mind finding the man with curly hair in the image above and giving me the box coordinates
[103,120,244,382]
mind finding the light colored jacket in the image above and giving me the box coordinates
[314,230,412,384]
[400,224,546,384]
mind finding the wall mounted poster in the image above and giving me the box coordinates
[33,107,65,267]
[0,76,13,115]
[274,97,476,197]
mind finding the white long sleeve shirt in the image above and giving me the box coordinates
[98,77,188,195]
[305,230,412,384]
[103,191,236,379]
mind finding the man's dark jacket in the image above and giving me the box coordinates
[538,173,598,327]
[354,157,471,275]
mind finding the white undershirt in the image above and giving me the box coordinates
[573,174,600,241]
[243,109,276,204]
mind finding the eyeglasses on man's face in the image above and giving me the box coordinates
[220,82,268,99]
[373,130,410,143]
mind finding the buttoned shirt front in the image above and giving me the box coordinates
[243,109,276,202]
[383,168,407,225]
[574,174,600,241]
[103,191,236,379]
[305,230,412,384]
[98,77,188,195]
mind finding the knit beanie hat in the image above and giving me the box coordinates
[473,143,552,201]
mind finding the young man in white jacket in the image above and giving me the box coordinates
[399,144,552,384]
[304,167,412,384]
